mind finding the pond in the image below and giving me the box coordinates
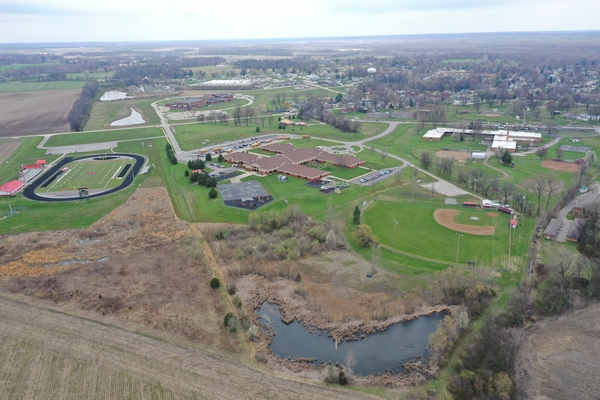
[259,302,446,376]
[110,108,145,126]
[100,90,129,101]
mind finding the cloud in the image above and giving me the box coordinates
[0,2,86,16]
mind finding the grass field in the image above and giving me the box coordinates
[0,136,166,234]
[37,158,130,193]
[86,97,161,130]
[173,122,384,151]
[0,81,86,92]
[45,127,164,147]
[363,200,533,268]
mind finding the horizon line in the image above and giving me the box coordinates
[0,29,599,47]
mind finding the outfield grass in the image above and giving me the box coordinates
[363,200,533,268]
[86,98,161,130]
[0,81,86,92]
[44,128,164,147]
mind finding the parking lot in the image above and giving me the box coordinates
[353,168,398,186]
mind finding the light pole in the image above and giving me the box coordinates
[508,212,513,269]
[393,220,398,248]
[455,234,463,266]
[7,195,13,217]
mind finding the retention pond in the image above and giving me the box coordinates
[259,302,446,376]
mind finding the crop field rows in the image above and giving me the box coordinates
[38,158,129,192]
[0,296,366,400]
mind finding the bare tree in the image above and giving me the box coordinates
[380,147,388,161]
[420,151,432,170]
[530,176,547,214]
[545,173,560,211]
[344,349,358,378]
[535,146,548,159]
[243,107,255,126]
[233,106,242,126]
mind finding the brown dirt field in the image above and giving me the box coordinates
[0,294,377,399]
[0,89,81,136]
[0,139,22,165]
[0,187,236,351]
[434,150,469,160]
[487,212,499,217]
[541,159,581,172]
[516,302,600,399]
[433,209,495,235]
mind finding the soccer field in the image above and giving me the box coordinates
[37,158,131,192]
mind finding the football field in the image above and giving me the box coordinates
[38,157,131,192]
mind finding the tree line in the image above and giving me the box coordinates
[68,80,98,131]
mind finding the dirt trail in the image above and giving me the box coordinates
[0,294,378,400]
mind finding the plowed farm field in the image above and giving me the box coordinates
[0,89,81,137]
[0,295,373,400]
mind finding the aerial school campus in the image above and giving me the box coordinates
[1,34,600,398]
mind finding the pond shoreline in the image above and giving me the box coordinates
[238,274,461,386]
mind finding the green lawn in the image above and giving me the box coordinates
[165,98,249,116]
[0,138,61,183]
[173,122,384,151]
[363,200,533,268]
[36,158,128,193]
[0,139,165,234]
[0,64,48,72]
[86,97,161,130]
[0,81,86,92]
[44,128,164,147]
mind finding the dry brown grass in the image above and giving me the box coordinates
[434,150,469,160]
[0,187,237,351]
[541,159,581,172]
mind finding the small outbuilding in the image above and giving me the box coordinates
[0,180,25,196]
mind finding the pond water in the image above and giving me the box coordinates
[110,108,145,126]
[259,302,446,376]
[100,91,129,101]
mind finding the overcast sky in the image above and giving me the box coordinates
[1,0,599,43]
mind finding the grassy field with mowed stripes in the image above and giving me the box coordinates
[37,158,130,192]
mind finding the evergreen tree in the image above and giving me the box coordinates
[353,206,361,225]
[501,149,513,166]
